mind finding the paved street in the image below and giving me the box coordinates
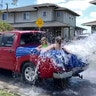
[0,63,96,96]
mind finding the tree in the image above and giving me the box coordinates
[0,10,2,14]
[12,0,18,5]
[0,22,14,32]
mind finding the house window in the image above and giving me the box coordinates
[69,17,71,19]
[23,12,30,20]
[43,11,46,17]
[57,11,61,17]
[2,13,8,20]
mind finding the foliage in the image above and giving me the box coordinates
[0,90,19,96]
[0,22,14,32]
[0,10,2,14]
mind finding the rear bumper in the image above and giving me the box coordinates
[53,65,88,79]
[53,71,72,79]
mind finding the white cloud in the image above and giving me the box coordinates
[37,0,92,11]
[77,17,96,24]
[58,0,92,17]
[37,0,66,4]
[90,12,96,18]
[59,0,91,11]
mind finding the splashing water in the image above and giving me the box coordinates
[64,33,96,66]
[28,33,96,85]
[64,33,96,85]
[15,33,96,96]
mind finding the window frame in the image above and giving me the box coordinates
[43,11,47,17]
[56,11,61,17]
[23,12,30,20]
[2,13,8,20]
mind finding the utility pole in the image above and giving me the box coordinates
[6,3,8,12]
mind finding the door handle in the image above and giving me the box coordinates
[8,50,14,53]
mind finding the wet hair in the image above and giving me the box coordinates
[41,37,47,42]
[55,36,62,45]
[40,37,48,44]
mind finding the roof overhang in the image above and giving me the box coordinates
[11,21,69,28]
[1,3,59,13]
[82,21,96,26]
[75,26,86,30]
[90,0,96,5]
[55,7,80,16]
[2,7,37,13]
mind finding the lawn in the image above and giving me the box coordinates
[0,90,20,96]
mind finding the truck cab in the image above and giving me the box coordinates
[0,30,44,71]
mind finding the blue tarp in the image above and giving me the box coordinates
[16,47,40,57]
[16,47,86,68]
[16,47,33,57]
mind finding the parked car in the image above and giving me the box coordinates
[0,30,89,85]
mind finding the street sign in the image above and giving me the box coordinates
[36,18,44,28]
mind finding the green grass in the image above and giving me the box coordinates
[0,90,19,96]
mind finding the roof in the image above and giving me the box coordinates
[75,26,86,30]
[11,21,69,28]
[82,21,96,26]
[2,6,37,12]
[32,3,59,8]
[55,7,80,16]
[90,0,96,5]
[2,3,59,12]
[1,3,79,16]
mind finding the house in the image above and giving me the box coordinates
[75,26,86,36]
[82,0,96,33]
[0,3,79,41]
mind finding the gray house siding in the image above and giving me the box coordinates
[15,11,37,23]
[63,12,76,26]
[37,7,54,21]
[55,11,63,22]
[0,13,14,23]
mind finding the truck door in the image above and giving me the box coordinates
[0,33,16,70]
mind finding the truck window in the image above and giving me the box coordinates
[0,33,15,47]
[20,33,41,45]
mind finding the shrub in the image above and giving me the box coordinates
[0,22,14,32]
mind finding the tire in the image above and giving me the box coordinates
[21,62,38,85]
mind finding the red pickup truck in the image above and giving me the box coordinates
[0,30,44,83]
[0,30,88,85]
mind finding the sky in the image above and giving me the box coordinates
[0,0,96,33]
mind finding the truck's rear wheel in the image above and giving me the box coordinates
[22,62,38,84]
